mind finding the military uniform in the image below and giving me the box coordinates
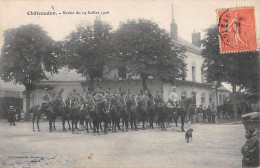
[167,87,179,108]
[8,106,16,126]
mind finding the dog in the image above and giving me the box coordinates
[185,128,193,143]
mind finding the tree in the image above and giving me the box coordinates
[62,19,113,89]
[111,19,186,90]
[0,24,60,112]
[201,25,260,119]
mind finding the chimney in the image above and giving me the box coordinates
[192,29,201,48]
[170,4,178,41]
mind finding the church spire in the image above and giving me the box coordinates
[172,4,175,23]
[170,4,178,41]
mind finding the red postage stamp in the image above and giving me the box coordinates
[217,7,257,53]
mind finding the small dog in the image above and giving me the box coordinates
[185,128,193,143]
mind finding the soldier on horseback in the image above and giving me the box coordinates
[167,86,180,110]
[42,88,52,111]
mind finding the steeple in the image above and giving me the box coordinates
[170,4,178,41]
[172,4,175,23]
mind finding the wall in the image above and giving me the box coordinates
[184,51,204,83]
[163,83,214,108]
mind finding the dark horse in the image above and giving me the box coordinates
[89,101,105,134]
[70,99,81,134]
[127,98,138,131]
[155,102,168,131]
[29,103,53,131]
[109,98,121,133]
[51,98,71,131]
[172,98,192,132]
[137,100,148,129]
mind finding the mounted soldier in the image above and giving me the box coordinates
[70,89,80,107]
[42,88,52,111]
[167,86,180,110]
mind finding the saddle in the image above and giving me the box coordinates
[167,101,176,109]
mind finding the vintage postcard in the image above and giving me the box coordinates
[0,0,259,168]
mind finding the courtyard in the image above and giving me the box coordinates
[0,120,245,168]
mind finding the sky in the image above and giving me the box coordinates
[0,0,259,44]
[0,0,259,91]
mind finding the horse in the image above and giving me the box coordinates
[121,100,130,132]
[89,101,104,134]
[79,102,93,132]
[127,99,138,131]
[29,102,52,131]
[109,98,121,133]
[51,98,71,131]
[137,100,148,130]
[155,102,168,131]
[147,99,156,129]
[172,98,192,132]
[69,99,82,134]
[101,100,111,134]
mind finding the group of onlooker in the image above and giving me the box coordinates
[192,104,218,123]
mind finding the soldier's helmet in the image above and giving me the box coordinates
[10,106,13,108]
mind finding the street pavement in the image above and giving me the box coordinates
[0,120,245,168]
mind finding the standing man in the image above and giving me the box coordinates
[206,106,212,123]
[8,106,16,126]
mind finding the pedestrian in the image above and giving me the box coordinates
[203,106,207,123]
[212,105,217,123]
[195,107,199,123]
[242,122,260,167]
[241,130,254,167]
[198,105,203,123]
[207,106,211,123]
[8,106,16,126]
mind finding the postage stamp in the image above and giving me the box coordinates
[217,7,257,53]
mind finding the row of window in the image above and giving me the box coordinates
[91,65,205,83]
[181,91,227,106]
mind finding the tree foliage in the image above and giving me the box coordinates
[111,19,186,89]
[0,24,59,90]
[62,20,113,86]
[201,25,260,94]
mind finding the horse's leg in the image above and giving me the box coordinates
[32,114,36,131]
[49,116,53,132]
[71,119,74,133]
[62,117,66,130]
[36,115,41,131]
[181,114,185,132]
[86,119,89,133]
[122,117,125,132]
[53,117,56,130]
[67,119,71,130]
[99,121,103,132]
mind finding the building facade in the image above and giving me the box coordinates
[29,9,230,110]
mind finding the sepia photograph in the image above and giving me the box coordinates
[0,0,259,167]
